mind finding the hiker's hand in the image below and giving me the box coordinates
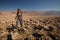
[15,15,17,19]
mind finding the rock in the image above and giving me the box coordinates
[11,32,20,40]
[48,33,56,40]
[57,25,60,29]
[18,28,25,34]
[24,37,29,40]
[7,33,12,40]
[33,25,43,30]
[48,26,54,31]
[32,32,42,38]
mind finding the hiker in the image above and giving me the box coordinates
[15,9,22,27]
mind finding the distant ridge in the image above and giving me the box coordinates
[0,11,60,16]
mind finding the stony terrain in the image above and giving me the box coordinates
[0,13,60,40]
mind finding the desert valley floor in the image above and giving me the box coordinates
[0,14,60,40]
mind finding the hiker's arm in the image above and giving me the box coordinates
[15,14,17,19]
[15,16,17,19]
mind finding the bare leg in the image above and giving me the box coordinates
[16,19,18,28]
[19,18,22,27]
[20,19,22,27]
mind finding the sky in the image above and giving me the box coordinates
[0,0,60,11]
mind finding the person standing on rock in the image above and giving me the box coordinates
[15,9,22,28]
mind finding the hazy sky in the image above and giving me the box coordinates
[0,0,60,11]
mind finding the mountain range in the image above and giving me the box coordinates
[0,11,60,16]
